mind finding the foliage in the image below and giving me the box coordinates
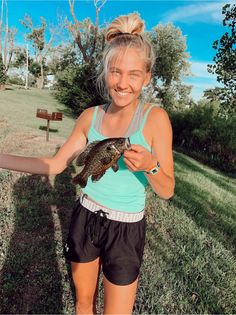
[203,86,235,117]
[151,23,190,86]
[65,1,106,64]
[20,15,54,88]
[20,15,46,54]
[7,75,25,86]
[54,62,105,116]
[149,23,192,110]
[207,4,236,113]
[29,60,48,79]
[170,100,236,172]
[47,45,79,75]
[0,54,7,85]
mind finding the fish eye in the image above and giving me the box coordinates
[107,146,112,151]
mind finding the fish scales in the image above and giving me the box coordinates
[72,137,131,188]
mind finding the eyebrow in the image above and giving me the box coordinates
[109,67,143,74]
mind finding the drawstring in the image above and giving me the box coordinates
[85,209,109,247]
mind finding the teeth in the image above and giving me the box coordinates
[117,91,129,96]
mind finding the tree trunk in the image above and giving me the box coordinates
[0,0,4,55]
[36,76,44,89]
[0,83,6,90]
[3,0,8,66]
[37,55,44,89]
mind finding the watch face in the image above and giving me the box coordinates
[150,167,158,174]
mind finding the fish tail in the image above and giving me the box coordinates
[72,173,88,188]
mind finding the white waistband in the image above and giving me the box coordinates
[80,193,144,223]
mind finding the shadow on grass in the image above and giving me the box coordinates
[53,163,77,307]
[174,151,236,194]
[39,126,59,133]
[0,175,63,314]
[173,152,236,254]
[0,163,77,314]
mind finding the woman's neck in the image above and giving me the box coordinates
[107,99,139,117]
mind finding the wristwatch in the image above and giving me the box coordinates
[145,161,160,175]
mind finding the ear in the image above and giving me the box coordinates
[143,72,151,87]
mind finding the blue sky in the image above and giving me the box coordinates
[6,0,234,100]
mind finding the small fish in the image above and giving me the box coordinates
[72,137,131,188]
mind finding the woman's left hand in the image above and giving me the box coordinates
[123,144,155,172]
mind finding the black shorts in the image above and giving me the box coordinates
[64,199,146,286]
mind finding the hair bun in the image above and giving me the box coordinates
[106,13,145,43]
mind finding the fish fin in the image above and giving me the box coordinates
[91,172,106,182]
[100,156,112,165]
[76,141,100,166]
[111,163,119,172]
[72,173,88,188]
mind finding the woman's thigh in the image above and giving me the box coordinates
[103,275,139,314]
[71,257,101,301]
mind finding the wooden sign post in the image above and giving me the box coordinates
[36,109,63,141]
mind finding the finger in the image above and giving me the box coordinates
[123,157,137,171]
[129,144,144,152]
[123,150,138,159]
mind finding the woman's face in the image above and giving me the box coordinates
[106,47,151,108]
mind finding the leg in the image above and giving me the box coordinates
[71,257,101,315]
[103,275,139,314]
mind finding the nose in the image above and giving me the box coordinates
[117,74,129,90]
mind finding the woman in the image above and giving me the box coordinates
[0,13,175,314]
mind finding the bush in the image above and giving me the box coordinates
[7,76,25,86]
[53,62,105,117]
[170,101,236,173]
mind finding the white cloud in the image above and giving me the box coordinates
[184,60,223,100]
[161,2,228,24]
[189,61,214,79]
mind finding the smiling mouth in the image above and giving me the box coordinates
[115,90,130,96]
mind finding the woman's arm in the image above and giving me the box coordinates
[144,107,175,199]
[0,108,94,175]
[124,107,175,199]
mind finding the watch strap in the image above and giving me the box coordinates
[145,161,160,175]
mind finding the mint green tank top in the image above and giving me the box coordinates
[82,104,156,213]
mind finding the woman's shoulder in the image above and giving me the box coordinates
[73,106,98,133]
[143,103,171,129]
[78,105,102,119]
[143,102,167,117]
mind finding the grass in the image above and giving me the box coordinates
[0,85,75,139]
[0,88,236,314]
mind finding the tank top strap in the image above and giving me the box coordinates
[90,105,99,129]
[93,104,109,132]
[140,103,159,131]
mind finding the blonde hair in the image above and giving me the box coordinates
[97,13,155,99]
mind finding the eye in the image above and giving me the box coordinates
[130,73,140,79]
[107,146,112,151]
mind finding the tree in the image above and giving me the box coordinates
[150,23,191,111]
[20,15,55,89]
[208,3,236,113]
[0,0,16,72]
[54,61,104,116]
[0,53,7,89]
[47,44,78,75]
[54,1,107,115]
[65,0,106,64]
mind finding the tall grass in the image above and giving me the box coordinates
[0,89,235,314]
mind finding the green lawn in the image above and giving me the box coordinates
[0,86,75,138]
[0,88,235,314]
